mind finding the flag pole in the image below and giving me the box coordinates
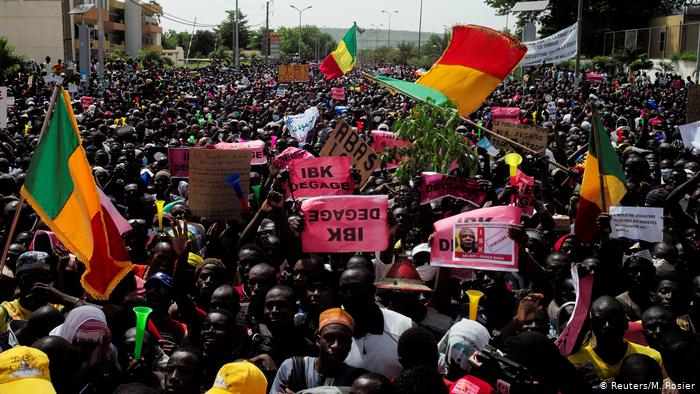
[0,86,60,279]
[591,106,608,212]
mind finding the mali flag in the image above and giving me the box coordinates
[416,25,527,116]
[574,108,627,244]
[21,88,132,299]
[320,24,357,79]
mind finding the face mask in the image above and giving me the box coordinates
[661,168,672,182]
[272,114,280,122]
[373,115,381,123]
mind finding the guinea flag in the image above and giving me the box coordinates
[574,108,627,244]
[21,88,132,300]
[416,25,527,116]
[320,24,357,79]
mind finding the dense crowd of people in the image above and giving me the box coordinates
[0,54,699,394]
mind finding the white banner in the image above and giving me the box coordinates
[521,23,578,67]
[679,120,700,150]
[284,107,319,146]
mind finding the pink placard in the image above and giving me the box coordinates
[80,96,95,107]
[273,147,314,169]
[585,72,604,82]
[214,140,266,165]
[288,156,353,199]
[516,170,535,216]
[331,87,346,100]
[371,130,411,169]
[301,195,388,253]
[168,148,190,177]
[418,172,487,206]
[431,206,521,269]
[491,106,520,123]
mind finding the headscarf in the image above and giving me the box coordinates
[49,306,111,367]
[437,318,490,373]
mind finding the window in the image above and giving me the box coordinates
[659,30,666,53]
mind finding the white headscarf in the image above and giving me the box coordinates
[437,318,490,374]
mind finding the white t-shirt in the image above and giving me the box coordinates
[344,308,413,380]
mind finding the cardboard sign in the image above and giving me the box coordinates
[491,121,548,154]
[187,148,251,221]
[516,171,535,216]
[371,130,411,169]
[452,222,517,271]
[432,206,521,269]
[80,96,95,108]
[556,266,594,356]
[320,120,379,186]
[688,85,700,123]
[331,87,346,100]
[491,107,520,123]
[288,156,353,199]
[273,147,314,169]
[418,172,486,206]
[278,64,309,83]
[168,148,189,177]
[301,195,388,253]
[610,206,664,243]
[214,140,266,165]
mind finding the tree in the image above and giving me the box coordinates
[425,33,450,58]
[216,10,251,52]
[395,42,416,65]
[278,26,336,62]
[138,48,171,67]
[0,36,24,83]
[162,29,190,50]
[190,30,217,58]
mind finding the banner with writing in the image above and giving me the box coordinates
[273,147,314,169]
[491,107,520,123]
[610,206,663,243]
[491,121,548,153]
[278,64,309,82]
[168,148,189,177]
[452,222,517,271]
[418,172,486,206]
[188,148,251,221]
[331,87,346,100]
[320,120,379,186]
[288,156,353,199]
[214,140,266,165]
[516,171,535,216]
[371,130,411,169]
[432,206,521,269]
[522,23,578,67]
[285,107,319,146]
[301,195,388,253]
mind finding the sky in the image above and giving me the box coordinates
[156,0,507,33]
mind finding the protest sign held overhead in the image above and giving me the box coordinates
[491,107,520,123]
[418,172,487,206]
[285,107,319,146]
[452,221,518,272]
[301,195,388,253]
[320,120,378,186]
[491,121,548,153]
[188,148,251,221]
[679,120,700,150]
[278,64,309,82]
[371,130,411,169]
[168,148,189,177]
[287,156,353,199]
[516,171,535,216]
[521,23,578,67]
[273,147,314,169]
[610,206,664,243]
[214,140,267,165]
[331,87,346,100]
[432,206,521,269]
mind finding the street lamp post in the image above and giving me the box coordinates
[290,4,312,61]
[381,10,399,47]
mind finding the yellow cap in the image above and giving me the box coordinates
[205,361,267,394]
[187,252,204,267]
[0,346,56,393]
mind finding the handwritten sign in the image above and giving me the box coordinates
[278,64,309,83]
[187,148,251,221]
[331,87,346,100]
[214,140,266,165]
[288,156,353,199]
[371,130,411,169]
[687,85,700,123]
[418,172,486,206]
[301,195,388,253]
[432,206,521,268]
[610,206,663,243]
[320,120,378,186]
[491,121,548,154]
[168,148,189,177]
[274,147,314,170]
[491,107,520,123]
[452,222,517,271]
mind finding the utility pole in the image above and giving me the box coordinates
[234,0,240,69]
[97,0,105,93]
[382,10,398,47]
[574,0,583,89]
[418,0,423,56]
[186,17,197,65]
[263,1,270,60]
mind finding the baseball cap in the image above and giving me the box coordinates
[15,251,52,274]
[145,272,174,289]
[205,361,267,394]
[0,346,56,393]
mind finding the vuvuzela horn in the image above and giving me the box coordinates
[466,289,484,320]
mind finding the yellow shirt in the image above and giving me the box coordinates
[0,300,63,334]
[568,340,666,380]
